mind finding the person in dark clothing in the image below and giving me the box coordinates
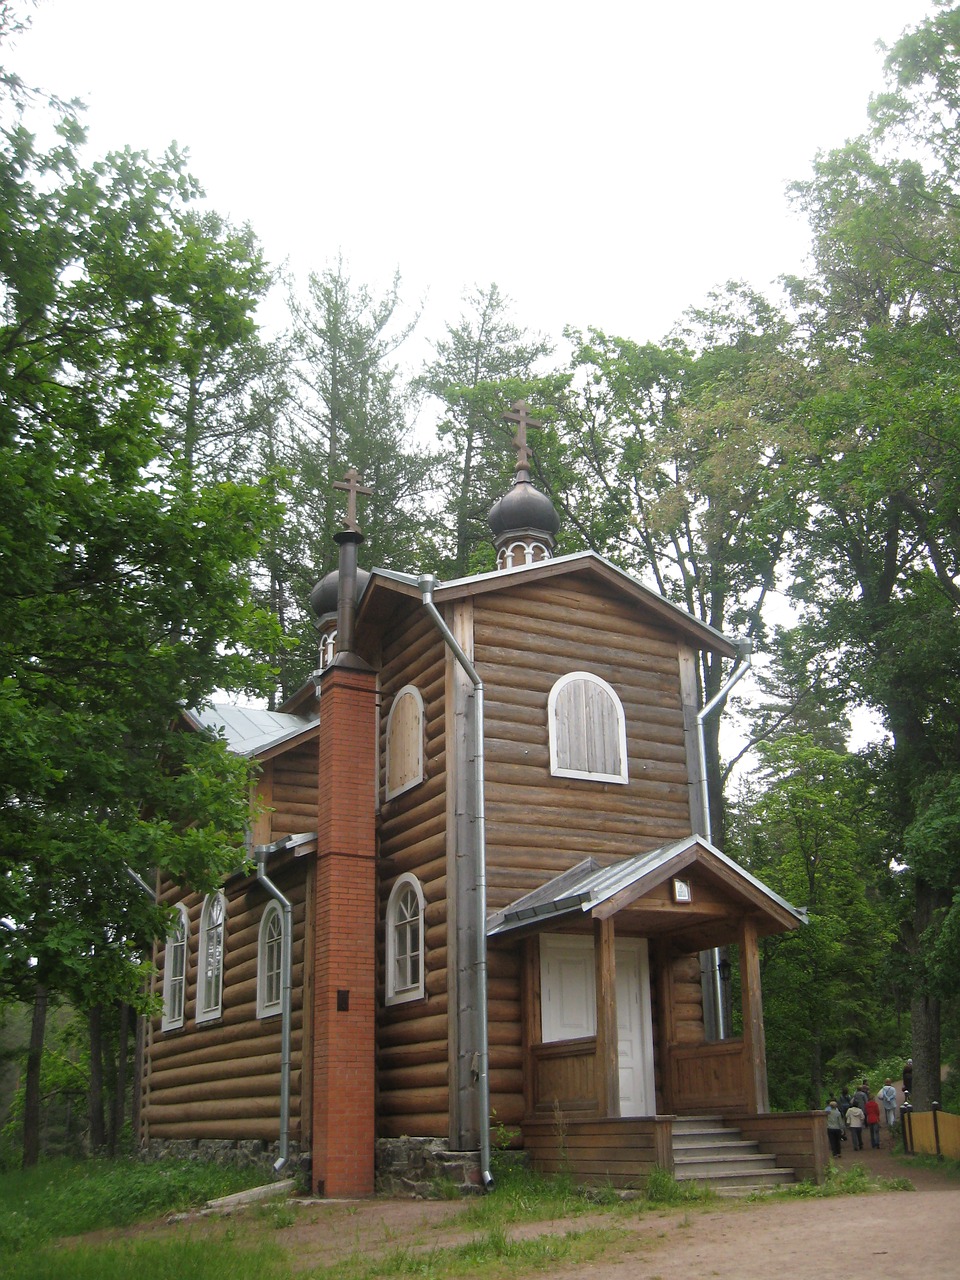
[837,1088,852,1119]
[902,1059,913,1095]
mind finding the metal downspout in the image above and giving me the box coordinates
[696,638,752,1039]
[418,574,493,1191]
[255,838,294,1172]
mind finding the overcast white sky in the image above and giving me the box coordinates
[9,0,937,353]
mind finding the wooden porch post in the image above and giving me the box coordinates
[594,918,619,1118]
[739,915,769,1114]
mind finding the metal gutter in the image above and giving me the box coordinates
[418,574,493,1191]
[696,638,752,1040]
[254,836,294,1172]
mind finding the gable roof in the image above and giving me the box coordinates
[358,552,737,657]
[487,834,806,938]
[183,703,319,759]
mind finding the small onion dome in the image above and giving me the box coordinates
[488,478,560,549]
[309,565,371,622]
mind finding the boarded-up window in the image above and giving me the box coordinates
[384,684,424,800]
[197,892,226,1023]
[161,904,189,1032]
[257,902,283,1018]
[385,874,425,1005]
[548,672,628,784]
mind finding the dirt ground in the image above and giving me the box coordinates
[74,1142,958,1279]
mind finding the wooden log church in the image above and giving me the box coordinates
[142,405,826,1194]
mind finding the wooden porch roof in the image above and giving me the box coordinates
[487,834,806,947]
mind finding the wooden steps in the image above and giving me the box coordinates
[672,1115,796,1192]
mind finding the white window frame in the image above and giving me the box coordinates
[197,891,226,1024]
[161,903,189,1032]
[385,873,426,1005]
[548,671,628,784]
[257,901,284,1019]
[384,683,425,800]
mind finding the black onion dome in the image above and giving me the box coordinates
[309,565,371,620]
[488,479,561,541]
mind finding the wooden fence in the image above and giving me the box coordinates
[902,1107,960,1160]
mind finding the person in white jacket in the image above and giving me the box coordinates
[845,1101,866,1150]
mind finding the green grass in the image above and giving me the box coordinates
[0,1157,271,1254]
[300,1225,627,1280]
[766,1161,914,1199]
[5,1235,291,1280]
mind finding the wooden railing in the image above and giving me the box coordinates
[529,1036,599,1117]
[668,1039,747,1114]
[903,1107,960,1160]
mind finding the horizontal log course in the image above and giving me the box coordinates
[672,956,702,982]
[378,1014,450,1047]
[380,767,447,816]
[147,1051,286,1089]
[485,948,521,979]
[379,1061,448,1092]
[475,590,677,648]
[145,1095,288,1123]
[484,757,689,792]
[424,969,447,997]
[147,1025,299,1067]
[380,637,442,690]
[378,1039,449,1071]
[378,842,446,881]
[672,981,703,1003]
[488,1022,522,1047]
[377,1114,450,1139]
[153,1002,304,1044]
[674,1023,705,1044]
[378,1086,449,1117]
[379,806,446,858]
[487,1094,524,1126]
[490,1046,523,1073]
[145,1117,290,1141]
[673,1002,703,1023]
[147,1070,300,1106]
[267,784,317,808]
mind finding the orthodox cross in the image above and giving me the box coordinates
[333,467,374,533]
[502,399,539,479]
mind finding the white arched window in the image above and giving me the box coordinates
[385,873,425,1005]
[197,891,226,1023]
[548,671,628,784]
[257,901,284,1019]
[161,903,189,1032]
[384,684,424,800]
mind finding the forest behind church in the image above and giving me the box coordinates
[2,0,960,1160]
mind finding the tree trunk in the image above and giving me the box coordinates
[109,1001,130,1156]
[910,879,944,1109]
[132,1007,145,1147]
[22,983,48,1168]
[88,1003,106,1153]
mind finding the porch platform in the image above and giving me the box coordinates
[521,1111,828,1190]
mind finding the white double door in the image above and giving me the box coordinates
[540,934,656,1116]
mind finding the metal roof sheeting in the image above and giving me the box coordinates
[487,834,806,936]
[184,703,318,758]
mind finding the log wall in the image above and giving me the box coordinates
[375,602,451,1137]
[474,577,695,1127]
[143,739,319,1146]
[474,577,693,913]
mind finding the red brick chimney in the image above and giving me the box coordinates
[311,527,377,1196]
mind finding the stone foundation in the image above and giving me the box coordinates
[375,1137,484,1197]
[141,1137,305,1178]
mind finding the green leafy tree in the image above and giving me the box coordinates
[557,285,806,842]
[0,64,282,1160]
[732,737,899,1108]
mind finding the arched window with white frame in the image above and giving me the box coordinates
[257,901,284,1019]
[384,684,424,800]
[197,891,226,1023]
[548,671,628,784]
[161,903,189,1032]
[385,873,425,1005]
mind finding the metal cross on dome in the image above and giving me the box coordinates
[502,399,539,479]
[333,467,374,532]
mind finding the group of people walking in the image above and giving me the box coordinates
[824,1075,902,1158]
